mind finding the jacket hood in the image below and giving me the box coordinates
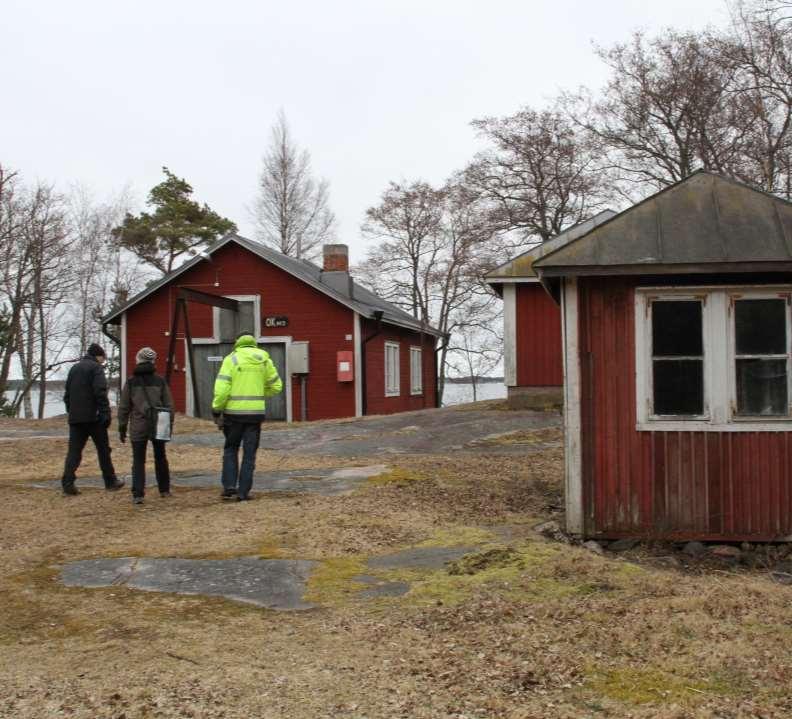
[234,334,257,350]
[133,361,156,375]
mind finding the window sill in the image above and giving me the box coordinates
[410,390,423,396]
[385,391,400,398]
[637,420,792,432]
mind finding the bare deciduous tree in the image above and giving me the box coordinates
[722,0,792,196]
[3,180,75,417]
[468,106,610,244]
[251,111,337,259]
[570,30,746,194]
[358,179,501,401]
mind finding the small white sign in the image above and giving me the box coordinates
[339,361,351,372]
[207,356,223,362]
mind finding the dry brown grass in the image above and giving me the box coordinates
[1,423,791,718]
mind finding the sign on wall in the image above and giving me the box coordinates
[264,316,289,328]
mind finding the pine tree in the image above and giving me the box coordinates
[112,168,236,274]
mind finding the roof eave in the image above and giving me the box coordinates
[536,261,792,278]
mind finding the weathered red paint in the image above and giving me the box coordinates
[362,318,437,416]
[515,284,563,387]
[578,276,792,541]
[124,242,437,421]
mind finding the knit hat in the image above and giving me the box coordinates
[87,343,106,358]
[136,347,157,364]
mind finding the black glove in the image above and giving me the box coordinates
[99,415,111,429]
[212,412,224,430]
[119,430,126,444]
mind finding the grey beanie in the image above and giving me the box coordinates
[136,347,157,364]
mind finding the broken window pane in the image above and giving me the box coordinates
[736,359,788,416]
[653,360,704,415]
[652,301,702,357]
[735,299,786,355]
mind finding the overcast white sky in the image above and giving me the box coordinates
[3,0,730,262]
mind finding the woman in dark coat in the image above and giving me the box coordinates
[118,347,174,505]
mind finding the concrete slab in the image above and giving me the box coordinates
[367,545,477,571]
[61,557,317,610]
[60,536,505,608]
[353,575,411,599]
[30,465,388,495]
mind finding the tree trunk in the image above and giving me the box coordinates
[37,304,46,419]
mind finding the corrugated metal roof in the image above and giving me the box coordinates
[103,233,444,337]
[485,210,617,282]
[534,171,792,276]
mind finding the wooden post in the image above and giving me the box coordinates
[165,295,181,385]
[181,298,201,418]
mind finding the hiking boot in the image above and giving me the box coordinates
[105,478,125,491]
[221,489,238,500]
[132,496,144,505]
[62,484,80,496]
[159,491,172,498]
[236,494,252,502]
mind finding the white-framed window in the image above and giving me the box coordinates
[193,294,261,344]
[635,286,792,431]
[410,346,423,395]
[384,341,400,397]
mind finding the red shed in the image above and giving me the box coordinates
[535,171,792,541]
[103,235,442,422]
[486,211,614,409]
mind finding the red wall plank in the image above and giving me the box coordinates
[515,284,563,387]
[579,276,792,541]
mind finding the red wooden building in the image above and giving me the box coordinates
[534,171,792,541]
[103,235,441,422]
[485,211,614,408]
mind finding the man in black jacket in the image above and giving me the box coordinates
[61,343,124,495]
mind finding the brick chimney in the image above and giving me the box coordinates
[323,244,349,272]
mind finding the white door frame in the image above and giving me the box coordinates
[258,334,292,423]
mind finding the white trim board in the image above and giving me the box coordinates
[193,294,262,344]
[562,278,584,536]
[258,335,293,423]
[503,284,517,386]
[353,313,363,417]
[384,341,400,397]
[409,345,423,395]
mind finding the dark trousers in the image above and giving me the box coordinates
[62,421,117,488]
[221,421,261,498]
[131,439,171,498]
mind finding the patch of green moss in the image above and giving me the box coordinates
[303,556,369,605]
[587,667,736,706]
[447,547,524,575]
[417,526,497,547]
[365,468,427,487]
[371,541,566,608]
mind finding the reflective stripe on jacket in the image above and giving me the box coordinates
[212,335,283,417]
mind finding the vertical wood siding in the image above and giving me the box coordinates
[578,277,792,541]
[515,284,563,387]
[362,319,437,415]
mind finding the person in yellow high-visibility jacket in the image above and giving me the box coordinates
[212,333,283,501]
